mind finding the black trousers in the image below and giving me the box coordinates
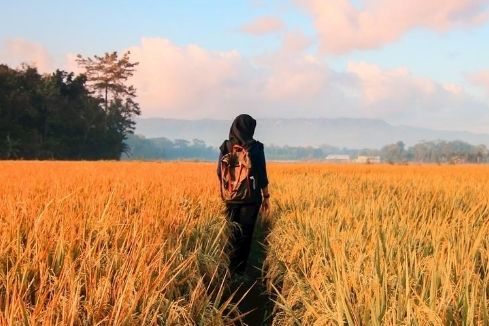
[226,203,261,274]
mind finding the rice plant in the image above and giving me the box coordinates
[2,162,488,325]
[264,164,489,326]
[0,161,242,325]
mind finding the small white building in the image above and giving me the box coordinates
[355,156,381,164]
[325,154,350,163]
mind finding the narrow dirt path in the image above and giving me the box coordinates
[228,218,275,326]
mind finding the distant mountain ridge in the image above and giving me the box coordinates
[134,117,489,149]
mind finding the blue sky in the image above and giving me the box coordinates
[1,0,489,132]
[1,1,308,56]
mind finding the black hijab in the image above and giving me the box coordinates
[220,114,256,152]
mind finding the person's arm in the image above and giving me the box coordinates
[261,185,270,210]
[256,143,270,210]
[256,143,269,189]
[217,151,223,180]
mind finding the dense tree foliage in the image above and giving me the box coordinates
[381,140,489,164]
[123,134,218,161]
[359,140,488,163]
[0,53,140,160]
[265,144,357,161]
[76,52,140,133]
[123,135,489,164]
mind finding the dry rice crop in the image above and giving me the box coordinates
[1,162,489,326]
[0,161,241,326]
[264,164,489,326]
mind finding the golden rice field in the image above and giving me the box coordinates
[1,161,489,326]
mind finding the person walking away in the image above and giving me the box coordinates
[217,114,270,279]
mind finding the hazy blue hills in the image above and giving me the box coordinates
[134,118,489,149]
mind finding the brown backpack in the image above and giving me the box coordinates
[220,144,256,203]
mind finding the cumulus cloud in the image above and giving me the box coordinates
[118,37,488,131]
[99,37,486,131]
[0,38,55,72]
[466,70,489,94]
[240,16,285,35]
[3,36,488,131]
[120,36,342,119]
[123,38,258,118]
[282,30,314,53]
[347,61,488,130]
[294,0,489,54]
[254,31,329,103]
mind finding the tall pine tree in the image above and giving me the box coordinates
[76,52,141,158]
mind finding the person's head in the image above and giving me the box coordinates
[229,114,256,147]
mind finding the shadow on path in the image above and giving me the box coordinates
[228,217,275,326]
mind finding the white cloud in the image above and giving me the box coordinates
[0,38,55,72]
[347,61,488,130]
[124,38,254,118]
[3,36,488,132]
[102,37,489,131]
[122,36,344,119]
[294,0,489,54]
[466,70,489,94]
[240,16,285,35]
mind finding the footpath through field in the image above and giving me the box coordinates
[227,216,275,326]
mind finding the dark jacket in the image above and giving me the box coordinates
[217,140,269,204]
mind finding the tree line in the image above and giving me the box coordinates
[265,141,489,163]
[122,135,489,164]
[376,140,488,164]
[123,134,218,161]
[272,140,489,163]
[0,52,140,160]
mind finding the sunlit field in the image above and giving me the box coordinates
[265,164,489,326]
[0,162,238,325]
[1,162,489,325]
